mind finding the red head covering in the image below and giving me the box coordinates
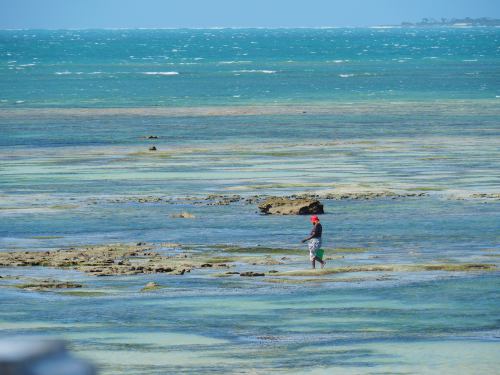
[310,215,320,222]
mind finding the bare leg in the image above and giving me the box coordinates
[314,257,326,268]
[311,259,316,269]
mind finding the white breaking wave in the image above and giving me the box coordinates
[339,74,355,78]
[233,69,276,74]
[218,60,252,64]
[141,71,179,75]
[55,71,105,75]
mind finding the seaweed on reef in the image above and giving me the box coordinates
[271,263,497,277]
[212,245,368,255]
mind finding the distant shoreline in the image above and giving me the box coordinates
[0,23,499,31]
[399,17,500,27]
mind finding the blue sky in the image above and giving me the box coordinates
[1,0,498,29]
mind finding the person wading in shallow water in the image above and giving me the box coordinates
[302,215,326,269]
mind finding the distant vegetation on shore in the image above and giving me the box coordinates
[400,17,500,27]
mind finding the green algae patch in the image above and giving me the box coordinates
[226,182,336,190]
[202,257,237,264]
[272,263,497,277]
[48,205,79,210]
[210,245,369,256]
[141,282,164,292]
[129,151,172,158]
[213,245,305,255]
[258,151,309,157]
[274,266,394,277]
[418,156,451,161]
[329,247,369,254]
[407,187,445,191]
[263,277,363,284]
[421,263,497,271]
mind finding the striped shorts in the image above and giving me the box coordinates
[308,238,322,261]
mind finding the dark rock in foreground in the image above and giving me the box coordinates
[240,271,265,277]
[258,197,324,215]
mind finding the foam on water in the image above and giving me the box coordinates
[233,69,276,74]
[141,71,179,75]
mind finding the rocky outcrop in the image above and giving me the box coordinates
[141,282,161,291]
[16,280,83,291]
[0,244,193,276]
[205,194,243,206]
[100,190,427,209]
[258,197,324,215]
[470,193,500,200]
[320,191,426,200]
[170,212,195,219]
[240,271,265,277]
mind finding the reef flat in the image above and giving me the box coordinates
[0,243,496,294]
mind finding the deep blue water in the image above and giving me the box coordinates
[0,28,499,107]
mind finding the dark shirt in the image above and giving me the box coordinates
[310,223,322,238]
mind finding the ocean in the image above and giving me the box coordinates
[0,28,499,374]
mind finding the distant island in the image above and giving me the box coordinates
[400,17,500,27]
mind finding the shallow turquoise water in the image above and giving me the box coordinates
[1,272,499,374]
[0,29,499,373]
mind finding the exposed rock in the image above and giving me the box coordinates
[320,191,426,200]
[17,280,83,291]
[0,244,192,277]
[146,135,159,139]
[170,212,195,219]
[206,194,243,206]
[240,271,265,277]
[470,193,500,200]
[258,197,324,215]
[141,282,161,291]
[95,190,430,209]
[244,196,261,204]
[172,268,187,275]
[107,196,167,204]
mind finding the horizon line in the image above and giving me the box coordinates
[1,25,497,31]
